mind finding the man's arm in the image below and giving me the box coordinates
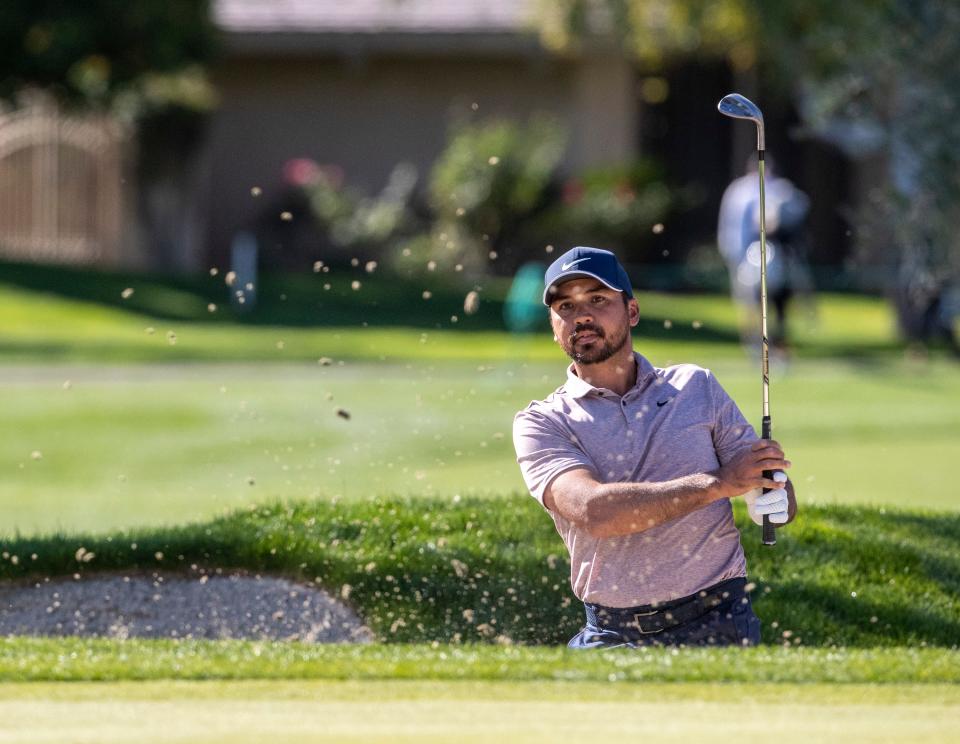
[544,439,791,539]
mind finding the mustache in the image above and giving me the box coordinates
[570,324,604,342]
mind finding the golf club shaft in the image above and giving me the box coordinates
[757,152,776,547]
[717,93,779,545]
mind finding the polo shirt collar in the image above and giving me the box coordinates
[564,351,657,398]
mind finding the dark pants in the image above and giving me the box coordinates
[568,577,761,649]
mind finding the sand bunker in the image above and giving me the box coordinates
[0,571,373,643]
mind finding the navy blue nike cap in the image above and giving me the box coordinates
[542,246,634,305]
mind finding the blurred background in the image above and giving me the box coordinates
[2,0,959,536]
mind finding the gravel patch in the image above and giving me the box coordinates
[0,572,373,643]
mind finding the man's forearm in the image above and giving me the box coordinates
[585,473,727,538]
[547,440,791,539]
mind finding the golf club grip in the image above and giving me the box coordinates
[761,416,776,546]
[761,475,776,546]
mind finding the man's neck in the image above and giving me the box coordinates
[573,349,637,396]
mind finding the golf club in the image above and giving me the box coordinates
[717,92,776,546]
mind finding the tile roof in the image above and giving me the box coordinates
[213,0,535,34]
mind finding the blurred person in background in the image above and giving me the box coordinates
[717,155,814,355]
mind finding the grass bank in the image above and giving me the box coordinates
[2,497,957,648]
[0,639,956,683]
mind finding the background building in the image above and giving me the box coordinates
[0,0,875,287]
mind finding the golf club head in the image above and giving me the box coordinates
[718,93,765,150]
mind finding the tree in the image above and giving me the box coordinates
[0,0,218,116]
[534,0,960,351]
[0,1,220,272]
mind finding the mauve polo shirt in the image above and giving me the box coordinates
[513,351,757,608]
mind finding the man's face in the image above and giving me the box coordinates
[547,279,639,365]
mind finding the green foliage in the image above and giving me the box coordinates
[534,1,879,80]
[296,118,569,273]
[533,0,960,343]
[533,161,674,257]
[728,2,960,335]
[535,0,754,66]
[792,2,960,336]
[297,119,681,275]
[300,162,422,260]
[3,498,957,648]
[0,0,219,116]
[428,117,567,270]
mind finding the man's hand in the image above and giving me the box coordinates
[743,472,790,526]
[714,439,791,498]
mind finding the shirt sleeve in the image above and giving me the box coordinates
[513,407,595,509]
[707,372,759,465]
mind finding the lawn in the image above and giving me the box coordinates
[0,259,906,364]
[2,641,958,741]
[3,679,958,743]
[5,262,958,535]
[5,355,960,535]
[3,639,958,683]
[2,264,959,742]
[2,642,958,741]
[3,498,957,646]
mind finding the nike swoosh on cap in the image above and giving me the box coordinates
[561,258,591,271]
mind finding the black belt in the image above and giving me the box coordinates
[584,577,747,635]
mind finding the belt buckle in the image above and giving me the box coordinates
[633,609,665,634]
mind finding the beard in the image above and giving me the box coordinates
[562,321,630,365]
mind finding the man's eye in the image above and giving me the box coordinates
[591,295,606,303]
[558,303,572,311]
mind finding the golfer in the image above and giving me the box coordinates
[513,246,797,648]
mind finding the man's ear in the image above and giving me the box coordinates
[628,298,640,327]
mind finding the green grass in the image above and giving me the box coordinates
[2,642,957,742]
[2,498,957,647]
[3,263,958,741]
[7,259,957,533]
[5,261,958,536]
[2,679,958,743]
[1,639,957,683]
[0,284,546,364]
[0,259,917,363]
[5,356,960,535]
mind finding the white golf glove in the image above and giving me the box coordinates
[743,471,789,526]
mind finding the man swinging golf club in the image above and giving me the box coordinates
[513,97,795,646]
[512,244,796,647]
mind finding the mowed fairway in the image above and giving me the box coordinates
[1,680,958,743]
[5,352,960,535]
[3,273,959,744]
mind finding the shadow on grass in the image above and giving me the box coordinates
[0,260,742,344]
[0,259,502,331]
